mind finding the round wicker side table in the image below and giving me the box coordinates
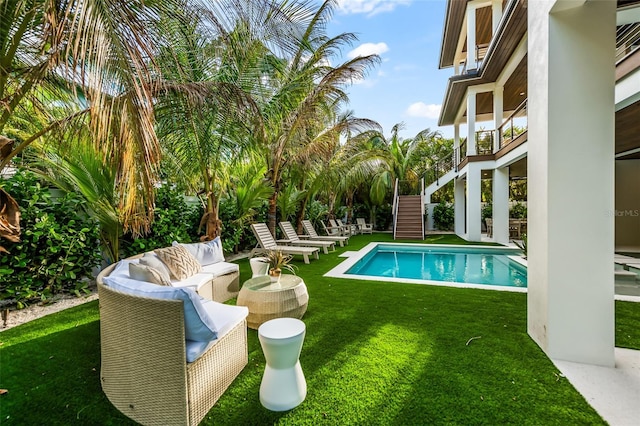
[237,275,308,329]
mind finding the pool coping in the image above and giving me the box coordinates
[324,242,528,293]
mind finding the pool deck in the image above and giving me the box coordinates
[553,348,640,426]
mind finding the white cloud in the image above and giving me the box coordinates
[336,0,412,17]
[347,42,389,59]
[406,102,441,119]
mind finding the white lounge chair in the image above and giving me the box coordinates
[328,219,351,236]
[279,221,335,254]
[301,220,348,246]
[250,223,319,264]
[356,218,373,234]
[336,219,358,235]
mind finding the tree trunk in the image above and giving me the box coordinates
[295,194,309,234]
[200,192,221,241]
[327,192,336,220]
[0,188,21,253]
[346,191,354,224]
[267,192,278,237]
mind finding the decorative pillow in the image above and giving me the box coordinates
[154,245,201,280]
[139,253,172,282]
[206,236,225,263]
[174,236,225,266]
[129,263,172,286]
[102,275,217,341]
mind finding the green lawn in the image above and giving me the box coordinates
[2,233,639,425]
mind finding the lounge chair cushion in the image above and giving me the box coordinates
[155,245,202,280]
[129,263,171,286]
[102,275,217,342]
[185,301,248,362]
[173,236,225,266]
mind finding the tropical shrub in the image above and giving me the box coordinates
[305,200,329,229]
[375,203,393,231]
[0,170,102,308]
[218,198,259,254]
[120,186,202,258]
[433,203,455,231]
[481,203,493,221]
[510,202,527,219]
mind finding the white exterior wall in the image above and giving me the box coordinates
[492,167,510,245]
[528,0,615,366]
[454,177,466,236]
[466,163,482,241]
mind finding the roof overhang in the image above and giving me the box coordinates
[438,0,527,126]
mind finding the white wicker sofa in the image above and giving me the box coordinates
[96,238,247,426]
[106,237,240,303]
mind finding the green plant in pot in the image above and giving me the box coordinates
[265,250,297,281]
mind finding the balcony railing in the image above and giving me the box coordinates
[458,139,467,164]
[616,23,640,63]
[498,99,528,150]
[475,130,494,155]
[459,43,490,75]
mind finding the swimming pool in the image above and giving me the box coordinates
[325,243,527,292]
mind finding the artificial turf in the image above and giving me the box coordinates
[1,233,639,425]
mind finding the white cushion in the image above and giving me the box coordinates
[185,302,247,363]
[174,236,225,266]
[201,300,248,338]
[201,261,239,277]
[102,276,217,342]
[170,273,213,291]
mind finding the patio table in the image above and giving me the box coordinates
[237,275,308,329]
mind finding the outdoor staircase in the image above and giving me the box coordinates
[394,195,424,239]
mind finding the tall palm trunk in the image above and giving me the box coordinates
[345,190,355,224]
[267,193,278,237]
[295,195,309,234]
[200,191,221,241]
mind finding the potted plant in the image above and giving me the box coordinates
[265,250,297,282]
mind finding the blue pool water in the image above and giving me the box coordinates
[345,244,527,288]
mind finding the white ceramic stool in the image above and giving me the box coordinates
[258,318,306,411]
[250,257,269,277]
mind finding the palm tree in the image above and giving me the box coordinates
[30,139,122,263]
[0,0,194,247]
[355,123,443,198]
[153,0,320,240]
[251,0,381,235]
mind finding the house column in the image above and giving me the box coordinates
[494,86,504,153]
[454,177,466,236]
[492,0,503,34]
[492,167,509,245]
[527,0,615,366]
[467,91,477,156]
[466,163,482,242]
[467,4,476,69]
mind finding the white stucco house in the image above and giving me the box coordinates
[430,0,640,368]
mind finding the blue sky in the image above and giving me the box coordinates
[325,0,453,139]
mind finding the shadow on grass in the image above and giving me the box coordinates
[1,302,132,425]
